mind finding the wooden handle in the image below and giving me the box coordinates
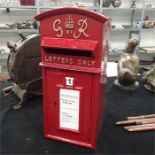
[116,118,155,125]
[127,114,155,120]
[124,124,155,132]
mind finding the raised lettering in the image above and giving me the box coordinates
[78,59,82,66]
[52,56,57,63]
[69,58,74,65]
[57,57,61,63]
[53,19,63,38]
[91,60,96,66]
[82,60,87,66]
[44,56,96,67]
[87,60,92,67]
[73,19,89,39]
[45,56,49,62]
[61,57,65,64]
[49,56,52,62]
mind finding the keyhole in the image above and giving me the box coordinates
[54,102,57,106]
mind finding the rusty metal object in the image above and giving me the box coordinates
[2,33,42,109]
[0,73,10,81]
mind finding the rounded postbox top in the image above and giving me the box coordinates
[34,7,109,23]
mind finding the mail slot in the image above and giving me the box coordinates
[35,8,111,149]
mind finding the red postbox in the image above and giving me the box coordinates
[35,8,110,149]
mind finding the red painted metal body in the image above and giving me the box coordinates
[35,8,110,149]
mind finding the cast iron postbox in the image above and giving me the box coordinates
[35,8,110,149]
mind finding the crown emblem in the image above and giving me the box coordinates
[65,16,74,30]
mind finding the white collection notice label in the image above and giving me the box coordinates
[60,88,80,131]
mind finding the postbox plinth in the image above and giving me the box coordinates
[35,7,110,149]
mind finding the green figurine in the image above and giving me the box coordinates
[114,38,140,90]
[142,65,155,92]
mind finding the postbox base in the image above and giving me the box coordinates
[45,134,96,149]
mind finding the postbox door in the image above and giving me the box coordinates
[44,68,93,145]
